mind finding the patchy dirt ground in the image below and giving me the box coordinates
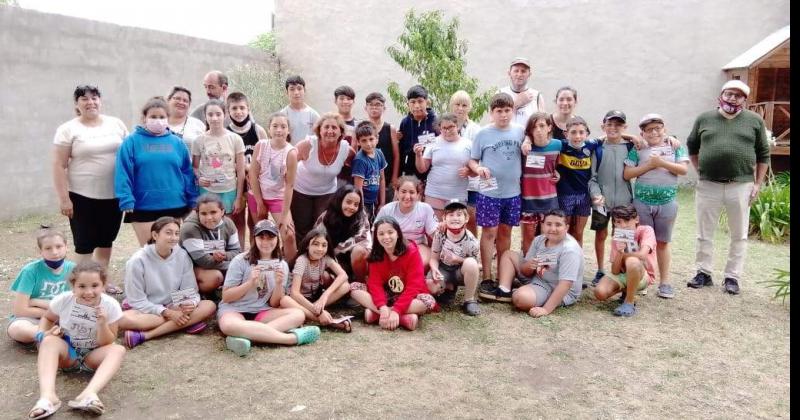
[0,190,790,419]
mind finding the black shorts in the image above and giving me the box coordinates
[68,192,123,254]
[123,207,191,223]
[590,208,610,231]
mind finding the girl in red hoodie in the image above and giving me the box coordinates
[350,216,436,330]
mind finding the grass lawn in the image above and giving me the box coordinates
[0,187,789,419]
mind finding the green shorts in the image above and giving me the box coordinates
[607,270,647,292]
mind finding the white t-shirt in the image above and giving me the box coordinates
[49,292,123,350]
[281,105,320,145]
[500,86,542,128]
[169,116,206,152]
[422,137,472,201]
[53,115,128,199]
[376,201,438,245]
[192,131,246,193]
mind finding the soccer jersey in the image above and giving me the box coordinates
[556,140,599,196]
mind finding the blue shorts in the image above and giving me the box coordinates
[475,194,521,227]
[199,188,238,214]
[558,193,591,217]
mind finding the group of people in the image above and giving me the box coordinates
[9,59,770,418]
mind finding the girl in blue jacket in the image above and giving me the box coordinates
[115,96,198,245]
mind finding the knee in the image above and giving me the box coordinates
[501,250,519,262]
[512,290,534,311]
[594,286,611,301]
[352,245,368,260]
[109,343,127,357]
[289,308,305,323]
[279,295,295,307]
[462,257,479,272]
[624,257,642,271]
[198,299,217,314]
[337,281,351,295]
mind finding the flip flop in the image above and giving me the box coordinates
[67,396,104,415]
[104,284,123,295]
[29,398,61,419]
[329,318,352,333]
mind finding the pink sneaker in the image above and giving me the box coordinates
[399,313,418,331]
[185,322,207,334]
[364,308,379,324]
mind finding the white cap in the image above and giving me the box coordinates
[721,80,750,98]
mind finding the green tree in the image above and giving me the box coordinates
[228,32,287,124]
[386,9,492,121]
[0,0,20,6]
[248,32,277,55]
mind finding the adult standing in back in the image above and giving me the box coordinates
[191,70,230,126]
[500,57,546,128]
[686,80,770,295]
[52,84,128,293]
[291,113,356,244]
[166,86,206,151]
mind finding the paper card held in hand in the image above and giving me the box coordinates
[613,228,638,252]
[171,288,199,306]
[594,205,607,216]
[526,154,546,169]
[537,252,558,267]
[203,239,226,253]
[478,177,498,192]
[417,132,436,146]
[650,145,674,158]
[68,302,97,349]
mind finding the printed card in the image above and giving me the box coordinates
[613,229,635,242]
[171,288,199,306]
[68,302,97,349]
[650,146,674,158]
[594,205,607,216]
[526,154,546,169]
[478,177,498,192]
[203,240,226,253]
[418,133,436,146]
[537,253,558,267]
[330,315,354,324]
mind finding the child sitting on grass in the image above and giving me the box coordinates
[593,205,658,317]
[7,229,74,345]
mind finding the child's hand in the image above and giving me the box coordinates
[313,297,327,316]
[45,325,63,338]
[179,302,196,314]
[477,167,491,179]
[457,166,470,178]
[591,195,605,207]
[198,177,212,187]
[212,250,226,262]
[318,309,333,325]
[528,307,550,318]
[413,143,426,155]
[667,135,681,150]
[648,155,664,169]
[381,311,399,330]
[232,199,243,215]
[549,171,560,184]
[613,240,627,252]
[165,309,190,326]
[248,266,263,288]
[521,141,532,156]
[95,306,107,324]
[521,259,539,277]
[59,198,74,219]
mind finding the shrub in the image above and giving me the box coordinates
[749,171,790,243]
[759,268,790,304]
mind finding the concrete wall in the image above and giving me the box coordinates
[0,6,274,220]
[274,0,789,136]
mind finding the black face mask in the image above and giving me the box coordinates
[231,114,251,128]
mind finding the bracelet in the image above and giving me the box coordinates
[34,331,44,343]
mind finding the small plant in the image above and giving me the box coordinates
[749,171,790,243]
[227,31,289,124]
[759,268,790,304]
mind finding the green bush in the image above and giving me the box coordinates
[749,171,790,243]
[759,268,790,304]
[227,32,289,125]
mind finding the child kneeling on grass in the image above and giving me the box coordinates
[218,220,319,356]
[120,217,216,349]
[350,216,437,330]
[593,205,657,317]
[280,226,352,332]
[8,229,74,345]
[427,199,481,316]
[28,261,125,419]
[480,209,584,318]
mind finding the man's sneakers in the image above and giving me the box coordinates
[478,284,512,303]
[687,271,713,288]
[723,278,740,295]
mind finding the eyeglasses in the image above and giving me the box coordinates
[642,125,665,133]
[440,125,458,131]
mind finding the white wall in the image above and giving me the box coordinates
[0,6,275,220]
[275,0,789,136]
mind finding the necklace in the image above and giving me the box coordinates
[319,142,338,166]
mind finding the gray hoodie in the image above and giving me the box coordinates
[124,244,199,315]
[179,211,241,270]
[589,140,633,210]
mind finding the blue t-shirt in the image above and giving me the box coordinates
[352,149,388,204]
[470,124,525,198]
[556,139,599,196]
[9,259,74,306]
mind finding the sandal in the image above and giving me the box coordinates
[613,302,637,317]
[289,326,320,345]
[329,317,353,333]
[185,322,208,334]
[29,398,61,419]
[67,396,105,415]
[104,283,123,295]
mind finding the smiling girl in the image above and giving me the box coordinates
[375,176,438,269]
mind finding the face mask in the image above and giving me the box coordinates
[718,97,743,114]
[447,227,464,235]
[230,114,251,128]
[145,118,169,134]
[44,258,65,269]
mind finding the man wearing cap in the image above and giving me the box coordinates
[685,80,770,295]
[500,58,546,127]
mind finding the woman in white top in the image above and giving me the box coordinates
[166,86,206,152]
[290,112,355,244]
[52,84,128,293]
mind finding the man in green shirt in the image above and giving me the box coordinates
[685,80,770,295]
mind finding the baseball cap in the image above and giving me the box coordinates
[603,110,627,123]
[721,80,750,98]
[510,57,531,69]
[444,199,468,212]
[253,219,279,236]
[639,113,665,129]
